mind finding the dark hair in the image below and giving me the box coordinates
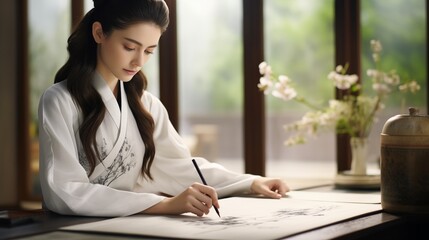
[54,0,169,180]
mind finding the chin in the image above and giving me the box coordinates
[119,75,134,82]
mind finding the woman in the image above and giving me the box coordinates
[38,0,289,217]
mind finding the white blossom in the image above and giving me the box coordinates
[372,83,391,94]
[383,70,400,85]
[399,80,421,93]
[370,40,383,62]
[278,75,290,84]
[257,76,273,94]
[370,40,382,53]
[258,61,272,76]
[272,83,297,101]
[367,69,384,83]
[328,71,358,90]
[335,65,343,73]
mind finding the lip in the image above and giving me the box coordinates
[124,69,138,75]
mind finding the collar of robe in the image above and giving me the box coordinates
[89,73,129,181]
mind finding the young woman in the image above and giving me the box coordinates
[38,0,289,217]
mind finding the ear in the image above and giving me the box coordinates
[92,21,104,43]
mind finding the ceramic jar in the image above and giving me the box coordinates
[380,107,429,214]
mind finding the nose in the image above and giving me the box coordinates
[132,51,148,68]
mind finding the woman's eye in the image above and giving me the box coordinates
[144,50,154,55]
[124,46,135,51]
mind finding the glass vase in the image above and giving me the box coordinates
[349,137,368,175]
[334,136,379,189]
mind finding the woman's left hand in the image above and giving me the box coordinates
[250,177,289,199]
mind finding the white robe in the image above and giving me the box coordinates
[38,73,258,217]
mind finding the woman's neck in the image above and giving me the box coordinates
[112,81,120,98]
[96,69,120,97]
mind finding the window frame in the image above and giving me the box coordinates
[334,0,361,172]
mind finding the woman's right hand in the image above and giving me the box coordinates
[143,182,220,217]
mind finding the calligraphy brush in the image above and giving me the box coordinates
[192,159,221,218]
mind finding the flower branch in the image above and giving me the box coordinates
[258,40,421,146]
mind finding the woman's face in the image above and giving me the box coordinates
[93,21,162,87]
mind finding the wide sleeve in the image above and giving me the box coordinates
[38,85,164,217]
[138,92,259,197]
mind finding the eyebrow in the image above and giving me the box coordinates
[124,37,157,48]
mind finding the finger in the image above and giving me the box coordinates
[187,202,206,217]
[263,187,283,199]
[268,181,289,196]
[212,197,220,210]
[277,182,290,196]
[195,191,213,208]
[187,187,212,213]
[190,194,211,215]
[192,182,217,196]
[192,183,220,208]
[202,190,220,209]
[261,182,285,198]
[203,191,220,210]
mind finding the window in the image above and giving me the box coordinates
[177,0,244,172]
[361,0,427,164]
[27,0,71,200]
[264,0,336,179]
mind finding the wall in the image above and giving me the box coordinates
[0,0,18,207]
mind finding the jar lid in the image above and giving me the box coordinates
[382,107,429,136]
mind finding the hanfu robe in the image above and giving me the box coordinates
[38,73,258,217]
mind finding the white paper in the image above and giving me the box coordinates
[286,191,381,204]
[62,197,381,240]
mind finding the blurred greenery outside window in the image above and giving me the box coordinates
[360,0,426,163]
[361,0,426,110]
[264,0,336,178]
[29,0,71,198]
[177,0,245,172]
